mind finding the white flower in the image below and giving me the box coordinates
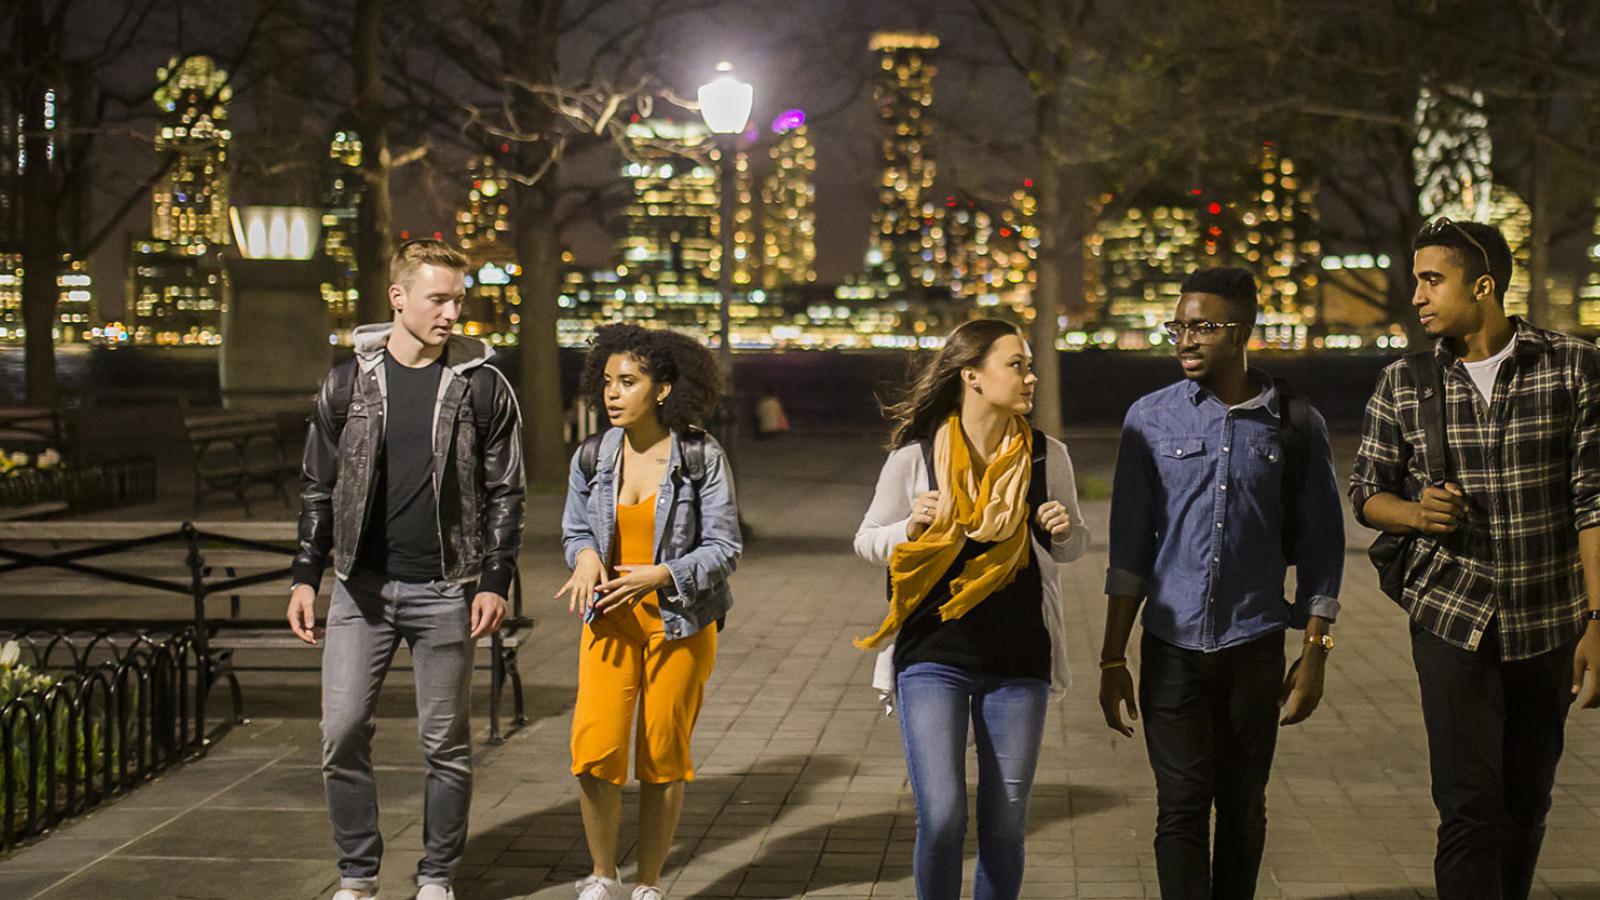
[37,449,61,469]
[0,640,19,668]
[9,452,27,466]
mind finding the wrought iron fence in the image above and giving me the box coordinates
[0,627,211,852]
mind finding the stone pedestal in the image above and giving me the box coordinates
[220,257,334,412]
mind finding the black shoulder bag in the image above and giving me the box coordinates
[1369,352,1447,604]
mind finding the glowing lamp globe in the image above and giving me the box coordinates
[697,62,753,135]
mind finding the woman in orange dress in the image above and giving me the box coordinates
[557,325,742,900]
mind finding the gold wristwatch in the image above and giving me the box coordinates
[1305,633,1335,651]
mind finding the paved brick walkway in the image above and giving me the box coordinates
[2,432,1598,899]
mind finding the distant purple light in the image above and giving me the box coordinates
[771,109,806,133]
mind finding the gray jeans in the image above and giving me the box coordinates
[321,572,473,890]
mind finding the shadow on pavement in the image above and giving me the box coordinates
[459,751,1119,900]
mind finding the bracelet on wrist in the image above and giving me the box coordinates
[1099,658,1128,671]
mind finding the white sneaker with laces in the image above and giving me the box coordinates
[631,886,665,900]
[331,890,378,900]
[575,874,626,900]
[415,886,454,900]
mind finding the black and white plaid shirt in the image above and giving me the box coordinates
[1349,318,1600,661]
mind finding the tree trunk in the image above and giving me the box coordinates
[18,0,58,405]
[1030,159,1065,438]
[353,0,392,325]
[514,178,567,490]
[508,0,567,489]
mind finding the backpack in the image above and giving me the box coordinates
[1367,351,1448,603]
[1274,378,1314,564]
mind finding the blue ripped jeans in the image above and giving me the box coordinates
[896,662,1049,900]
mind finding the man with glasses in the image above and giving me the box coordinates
[1351,219,1600,899]
[1100,267,1344,898]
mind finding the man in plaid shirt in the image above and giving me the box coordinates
[1350,219,1600,900]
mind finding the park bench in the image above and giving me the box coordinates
[183,412,301,515]
[0,521,532,744]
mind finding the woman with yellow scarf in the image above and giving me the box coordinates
[854,319,1090,900]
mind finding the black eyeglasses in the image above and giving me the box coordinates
[1162,321,1242,343]
[1418,216,1493,277]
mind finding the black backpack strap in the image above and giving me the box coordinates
[467,365,499,448]
[919,437,936,491]
[680,428,708,484]
[1404,351,1449,485]
[577,432,604,481]
[1028,428,1051,545]
[1275,379,1312,562]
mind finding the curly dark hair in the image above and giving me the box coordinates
[580,324,724,433]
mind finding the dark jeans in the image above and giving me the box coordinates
[1411,618,1576,900]
[1140,631,1284,900]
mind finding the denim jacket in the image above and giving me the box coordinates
[561,427,742,640]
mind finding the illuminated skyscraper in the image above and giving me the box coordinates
[1231,143,1319,348]
[151,56,232,248]
[760,113,817,291]
[130,56,231,345]
[866,32,944,292]
[1088,202,1203,347]
[457,153,511,252]
[1413,87,1544,321]
[0,253,93,344]
[0,81,93,344]
[126,237,225,346]
[453,153,521,344]
[619,119,719,289]
[319,127,362,338]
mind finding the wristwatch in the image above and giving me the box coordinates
[1585,609,1600,623]
[1305,633,1335,651]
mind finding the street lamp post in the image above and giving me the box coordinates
[697,62,753,451]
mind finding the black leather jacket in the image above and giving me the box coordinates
[292,325,526,596]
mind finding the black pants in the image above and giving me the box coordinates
[1140,631,1284,900]
[1411,618,1576,900]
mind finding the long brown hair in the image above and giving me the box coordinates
[883,318,1024,448]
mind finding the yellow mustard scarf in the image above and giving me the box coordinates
[855,413,1034,650]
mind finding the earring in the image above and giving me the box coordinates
[973,384,984,396]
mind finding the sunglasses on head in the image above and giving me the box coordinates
[1418,217,1493,279]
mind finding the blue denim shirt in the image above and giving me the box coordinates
[1105,373,1344,651]
[561,427,741,640]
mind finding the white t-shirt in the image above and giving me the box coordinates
[1463,338,1516,404]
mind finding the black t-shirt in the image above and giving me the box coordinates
[356,354,444,583]
[892,537,1049,680]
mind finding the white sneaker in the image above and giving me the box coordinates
[415,886,454,900]
[631,887,665,900]
[575,874,626,900]
[331,890,378,900]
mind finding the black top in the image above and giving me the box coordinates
[892,537,1049,680]
[357,354,444,583]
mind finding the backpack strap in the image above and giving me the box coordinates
[919,437,936,492]
[577,432,604,481]
[466,364,500,448]
[1405,350,1449,485]
[1274,378,1312,563]
[1028,428,1050,546]
[680,427,708,484]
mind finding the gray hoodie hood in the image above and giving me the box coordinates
[351,322,494,376]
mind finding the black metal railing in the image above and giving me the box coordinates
[0,627,210,851]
